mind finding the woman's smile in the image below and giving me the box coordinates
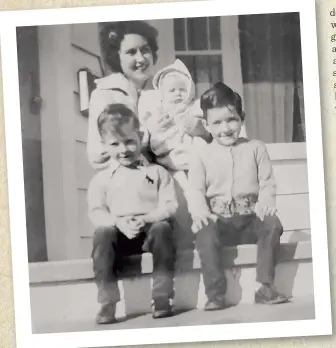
[119,34,154,87]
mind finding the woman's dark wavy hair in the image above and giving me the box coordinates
[200,82,244,121]
[99,21,159,73]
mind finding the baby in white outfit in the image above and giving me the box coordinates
[140,59,206,192]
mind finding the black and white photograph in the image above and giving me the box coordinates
[0,0,332,347]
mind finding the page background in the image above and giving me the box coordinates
[0,0,334,347]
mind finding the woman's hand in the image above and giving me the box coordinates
[156,113,174,131]
[181,101,212,142]
[184,117,206,137]
[183,113,212,143]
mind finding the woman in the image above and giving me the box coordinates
[87,21,157,169]
[88,21,203,280]
[87,20,210,170]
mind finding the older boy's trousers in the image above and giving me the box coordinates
[92,220,175,305]
[196,214,283,303]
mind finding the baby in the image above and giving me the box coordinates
[140,59,206,191]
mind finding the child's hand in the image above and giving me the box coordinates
[254,203,277,221]
[191,212,218,233]
[116,217,141,239]
[129,216,146,230]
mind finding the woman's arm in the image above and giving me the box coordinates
[87,89,111,170]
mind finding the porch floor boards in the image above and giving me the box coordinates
[31,293,314,334]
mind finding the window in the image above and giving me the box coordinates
[173,15,305,143]
[174,17,223,98]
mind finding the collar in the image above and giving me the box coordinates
[95,73,139,103]
[109,155,150,178]
[95,73,151,102]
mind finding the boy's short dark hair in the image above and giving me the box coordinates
[97,104,140,139]
[200,82,244,121]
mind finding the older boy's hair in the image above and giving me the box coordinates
[97,104,140,138]
[200,82,244,121]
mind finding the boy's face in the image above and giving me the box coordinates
[206,105,242,146]
[161,75,188,105]
[102,119,142,167]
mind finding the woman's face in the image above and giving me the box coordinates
[119,34,154,87]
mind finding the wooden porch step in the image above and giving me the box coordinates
[29,240,314,325]
[29,240,312,285]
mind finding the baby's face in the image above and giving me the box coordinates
[161,75,188,105]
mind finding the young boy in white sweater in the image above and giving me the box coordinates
[88,103,178,324]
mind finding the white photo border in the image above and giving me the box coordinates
[0,0,332,347]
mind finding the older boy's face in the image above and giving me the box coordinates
[207,106,242,146]
[102,120,142,167]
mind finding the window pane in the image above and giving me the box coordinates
[209,17,221,50]
[176,55,197,83]
[187,17,208,50]
[208,55,223,84]
[195,55,211,96]
[174,18,186,51]
[177,54,223,98]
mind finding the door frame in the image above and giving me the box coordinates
[38,25,81,261]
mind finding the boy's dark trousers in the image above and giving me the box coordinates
[196,214,283,303]
[92,220,175,305]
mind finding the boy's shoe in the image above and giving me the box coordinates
[204,299,226,311]
[96,303,117,325]
[255,285,291,305]
[152,298,173,319]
